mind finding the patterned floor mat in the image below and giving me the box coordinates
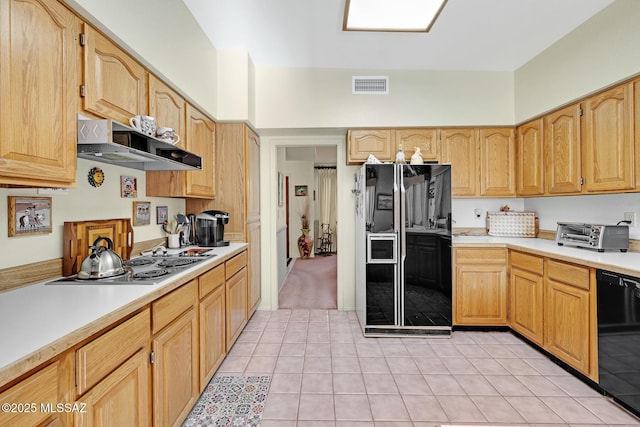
[182,375,271,427]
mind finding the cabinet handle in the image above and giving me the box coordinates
[150,350,155,364]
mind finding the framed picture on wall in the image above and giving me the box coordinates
[120,175,138,198]
[295,185,307,196]
[133,201,151,226]
[156,206,168,224]
[376,193,393,210]
[8,196,53,237]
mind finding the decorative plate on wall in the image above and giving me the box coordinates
[88,167,105,187]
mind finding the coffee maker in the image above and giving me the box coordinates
[195,210,230,247]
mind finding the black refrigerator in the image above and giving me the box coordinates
[355,163,452,336]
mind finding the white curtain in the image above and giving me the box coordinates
[404,179,429,228]
[316,168,337,252]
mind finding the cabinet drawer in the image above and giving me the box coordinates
[152,280,197,333]
[200,264,225,298]
[225,251,247,280]
[76,308,150,395]
[510,251,543,275]
[455,248,506,264]
[0,362,60,427]
[547,259,590,290]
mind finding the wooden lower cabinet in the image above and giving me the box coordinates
[199,265,226,390]
[226,266,248,351]
[247,221,262,317]
[75,349,150,427]
[453,248,508,325]
[0,357,73,427]
[152,281,199,427]
[544,259,593,377]
[509,251,544,346]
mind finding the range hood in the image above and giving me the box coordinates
[77,118,202,171]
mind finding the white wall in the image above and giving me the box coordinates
[67,0,218,117]
[217,49,250,120]
[452,198,525,229]
[0,159,185,269]
[514,0,640,122]
[254,68,514,129]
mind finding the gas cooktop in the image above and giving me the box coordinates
[47,249,217,286]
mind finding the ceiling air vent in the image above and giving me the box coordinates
[352,76,389,94]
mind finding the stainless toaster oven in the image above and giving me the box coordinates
[556,222,629,252]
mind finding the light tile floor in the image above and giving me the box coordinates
[215,309,640,426]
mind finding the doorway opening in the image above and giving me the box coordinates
[277,145,338,310]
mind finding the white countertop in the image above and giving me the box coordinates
[453,235,640,276]
[0,243,247,386]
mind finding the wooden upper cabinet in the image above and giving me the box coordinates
[582,83,635,192]
[347,129,394,164]
[185,104,215,198]
[81,24,147,124]
[516,119,544,196]
[247,127,261,223]
[636,78,640,189]
[148,74,186,146]
[440,128,478,197]
[0,0,78,187]
[147,104,215,198]
[544,103,583,194]
[479,128,516,197]
[396,129,439,162]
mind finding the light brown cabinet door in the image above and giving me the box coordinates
[635,78,640,189]
[395,128,439,162]
[226,267,248,351]
[544,103,582,194]
[148,104,215,198]
[582,83,635,192]
[185,104,216,198]
[479,128,516,197]
[516,119,544,196]
[0,361,69,427]
[544,278,590,374]
[454,264,508,325]
[247,127,261,223]
[81,24,146,124]
[152,307,199,427]
[247,222,262,316]
[148,74,185,146]
[510,267,544,346]
[544,259,591,376]
[453,247,507,326]
[0,0,78,187]
[440,128,478,197]
[199,284,226,390]
[347,129,394,164]
[75,349,150,427]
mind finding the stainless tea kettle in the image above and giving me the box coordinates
[77,236,127,279]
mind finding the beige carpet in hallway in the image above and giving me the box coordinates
[278,254,337,309]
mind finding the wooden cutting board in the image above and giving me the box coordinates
[63,218,133,276]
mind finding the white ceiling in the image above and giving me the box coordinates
[182,0,614,72]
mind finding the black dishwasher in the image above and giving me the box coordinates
[597,269,640,417]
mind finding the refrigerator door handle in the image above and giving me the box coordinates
[398,166,406,326]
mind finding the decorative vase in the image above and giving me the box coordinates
[297,229,313,259]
